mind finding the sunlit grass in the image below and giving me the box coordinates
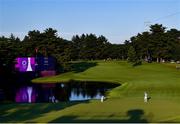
[1,97,180,122]
[32,61,180,98]
[2,61,180,122]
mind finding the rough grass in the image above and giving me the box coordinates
[2,60,180,122]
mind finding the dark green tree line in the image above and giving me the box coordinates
[0,24,180,71]
[128,24,180,62]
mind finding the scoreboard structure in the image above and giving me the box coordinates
[15,56,56,76]
[14,56,57,103]
[15,57,36,72]
[35,56,56,71]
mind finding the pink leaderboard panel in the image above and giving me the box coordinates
[40,70,56,77]
[41,83,56,88]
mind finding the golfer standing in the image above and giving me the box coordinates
[144,92,148,102]
[101,95,105,102]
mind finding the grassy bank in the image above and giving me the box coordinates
[2,60,180,122]
[1,97,180,123]
[32,61,180,98]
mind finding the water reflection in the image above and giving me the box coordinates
[70,88,102,101]
[14,81,119,103]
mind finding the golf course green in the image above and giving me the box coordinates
[1,61,180,122]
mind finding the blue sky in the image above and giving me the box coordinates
[0,0,180,44]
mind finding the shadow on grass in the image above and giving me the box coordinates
[0,100,89,123]
[50,109,148,123]
[71,62,97,73]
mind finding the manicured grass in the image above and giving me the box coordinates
[32,61,180,98]
[2,60,180,122]
[1,98,180,123]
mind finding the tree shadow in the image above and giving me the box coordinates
[127,109,147,122]
[71,62,97,73]
[50,109,148,123]
[0,100,89,123]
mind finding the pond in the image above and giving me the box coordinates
[15,81,120,103]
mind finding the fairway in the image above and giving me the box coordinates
[2,61,180,122]
[1,98,180,123]
[33,61,180,99]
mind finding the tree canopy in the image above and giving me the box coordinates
[0,24,180,71]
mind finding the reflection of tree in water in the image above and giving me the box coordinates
[87,85,99,98]
[81,88,86,98]
[35,84,44,102]
[50,82,120,101]
[76,87,81,97]
[81,83,86,98]
[69,83,81,97]
[54,84,69,101]
[99,88,105,96]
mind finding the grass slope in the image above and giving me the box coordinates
[1,98,180,123]
[2,61,180,122]
[32,61,180,98]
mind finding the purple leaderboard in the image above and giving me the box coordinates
[15,56,56,76]
[15,57,36,72]
[15,56,56,103]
